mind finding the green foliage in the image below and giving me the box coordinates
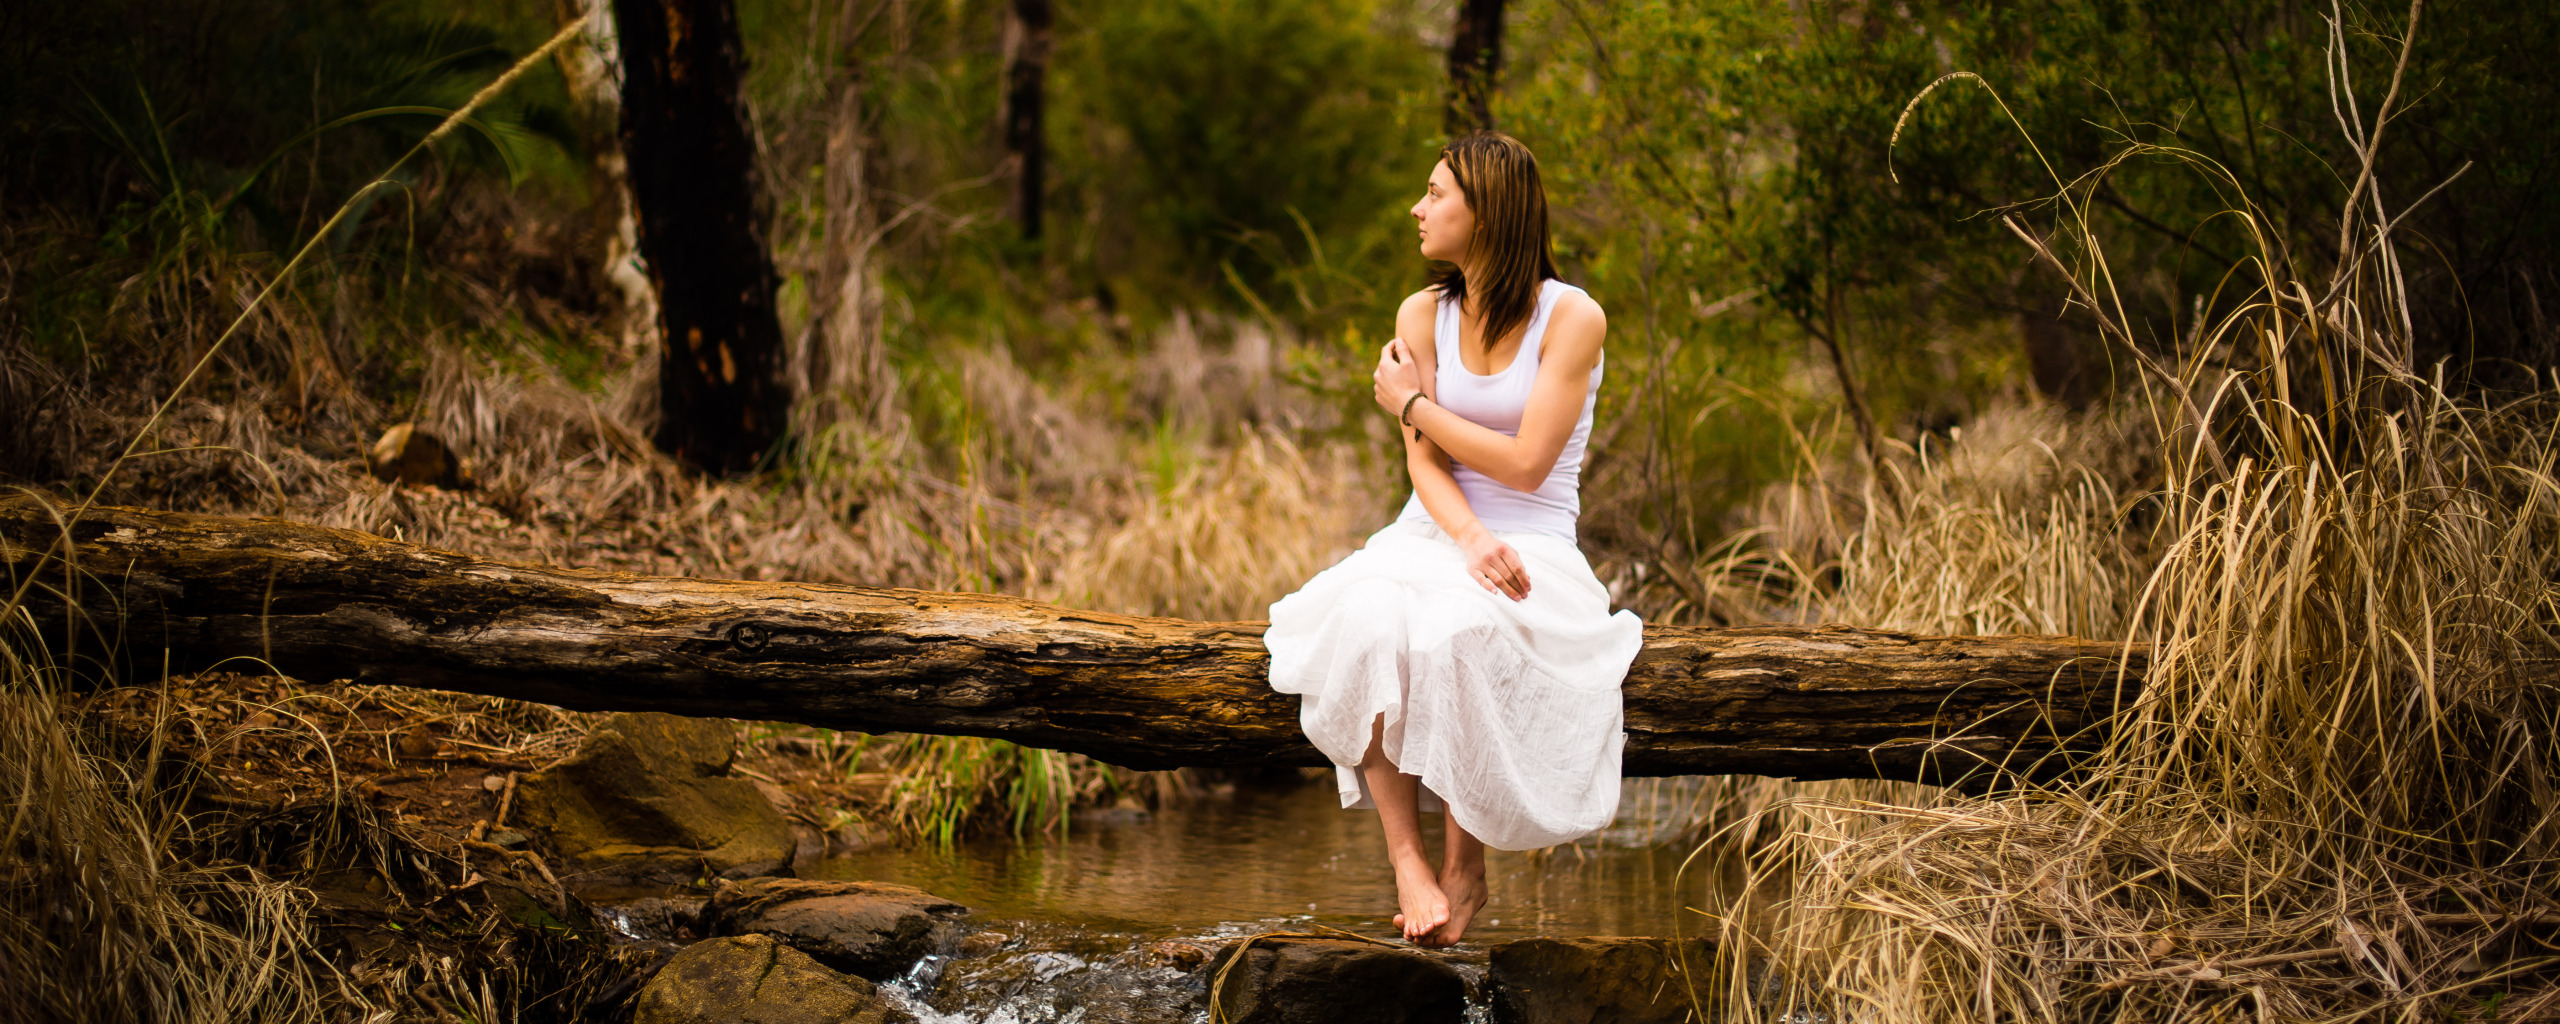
[3,0,593,382]
[11,0,582,237]
[880,735,1075,846]
[1510,0,2560,384]
[1481,0,2560,569]
[1061,0,1439,285]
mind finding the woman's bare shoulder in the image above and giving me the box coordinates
[1545,287,1608,358]
[1397,287,1443,320]
[1552,287,1606,329]
[1396,288,1442,350]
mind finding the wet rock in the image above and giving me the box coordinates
[1487,937,1713,1024]
[599,896,710,944]
[1137,940,1209,971]
[633,933,909,1024]
[959,930,1011,957]
[515,713,795,884]
[703,877,968,981]
[931,946,1199,1024]
[790,822,828,863]
[1205,936,1466,1024]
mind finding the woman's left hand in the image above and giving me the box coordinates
[1371,337,1424,417]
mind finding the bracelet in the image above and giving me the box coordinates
[1399,391,1426,425]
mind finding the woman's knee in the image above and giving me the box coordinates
[1356,711,1389,767]
[1336,577,1408,619]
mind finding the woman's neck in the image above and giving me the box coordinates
[1456,256,1490,317]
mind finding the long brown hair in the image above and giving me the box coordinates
[1428,131,1558,356]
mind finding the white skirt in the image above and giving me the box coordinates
[1265,518,1645,851]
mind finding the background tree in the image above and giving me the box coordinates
[1446,0,1505,134]
[1002,0,1055,242]
[613,0,793,475]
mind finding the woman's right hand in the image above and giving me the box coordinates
[1458,530,1531,601]
[1372,337,1425,420]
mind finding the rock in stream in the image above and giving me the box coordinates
[1205,936,1468,1024]
[1486,936,1714,1024]
[634,933,911,1024]
[703,878,970,981]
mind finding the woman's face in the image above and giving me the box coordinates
[1411,159,1473,264]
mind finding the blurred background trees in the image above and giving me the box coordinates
[3,0,2555,588]
[11,5,2559,1014]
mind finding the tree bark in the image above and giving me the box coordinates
[1446,0,1504,135]
[1000,0,1052,242]
[0,497,2144,782]
[613,0,792,475]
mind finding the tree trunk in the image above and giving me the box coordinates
[553,0,662,358]
[612,0,792,475]
[1789,281,1896,507]
[0,497,2146,782]
[1000,0,1052,242]
[1446,0,1504,135]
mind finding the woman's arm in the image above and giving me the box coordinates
[1374,289,1532,600]
[1391,292,1483,539]
[1391,292,1606,494]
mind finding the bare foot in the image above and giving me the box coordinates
[1418,868,1487,948]
[1387,859,1449,942]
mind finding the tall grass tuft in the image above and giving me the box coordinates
[1690,26,2560,1022]
[0,612,344,1020]
[876,734,1079,846]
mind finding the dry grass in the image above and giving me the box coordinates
[1696,377,2560,1017]
[1033,427,1380,621]
[0,632,653,1022]
[0,647,342,1023]
[4,226,1386,851]
[1681,400,2155,637]
[1678,27,2560,1021]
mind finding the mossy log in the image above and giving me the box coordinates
[0,496,2144,781]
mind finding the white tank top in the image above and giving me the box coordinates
[1395,278,1601,542]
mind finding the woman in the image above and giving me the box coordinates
[1265,131,1644,948]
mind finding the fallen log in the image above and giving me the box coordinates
[1,496,2143,780]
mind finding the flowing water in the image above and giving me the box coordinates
[606,776,1727,1022]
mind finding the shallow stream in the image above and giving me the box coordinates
[777,776,1724,1022]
